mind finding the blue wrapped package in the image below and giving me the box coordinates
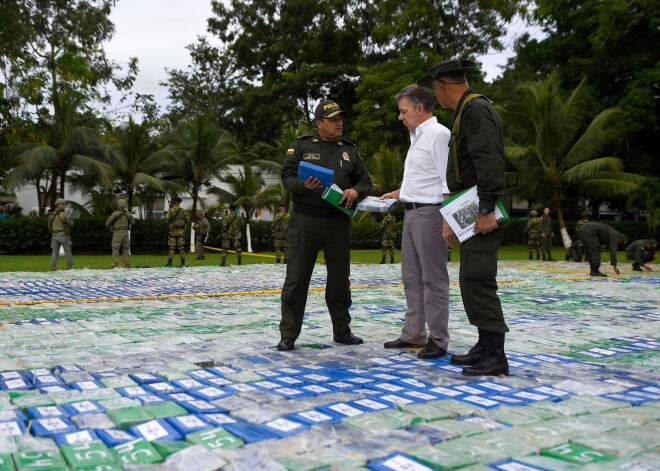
[298,161,334,188]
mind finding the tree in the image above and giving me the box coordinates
[169,114,242,215]
[367,144,404,195]
[501,71,643,247]
[627,177,660,236]
[4,92,113,213]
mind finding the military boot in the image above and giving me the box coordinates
[276,258,280,263]
[390,256,395,264]
[165,259,173,267]
[451,329,487,366]
[632,262,642,272]
[237,256,242,265]
[180,258,186,267]
[221,257,226,267]
[536,254,540,260]
[380,256,386,264]
[529,254,533,260]
[589,263,607,277]
[462,332,509,376]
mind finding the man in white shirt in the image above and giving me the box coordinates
[381,85,451,359]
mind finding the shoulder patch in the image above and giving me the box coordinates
[286,148,294,155]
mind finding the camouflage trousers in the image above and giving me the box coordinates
[274,236,288,261]
[527,236,541,255]
[195,233,207,258]
[381,237,395,258]
[111,229,131,267]
[222,233,241,258]
[168,235,186,258]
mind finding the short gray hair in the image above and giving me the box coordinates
[395,85,435,113]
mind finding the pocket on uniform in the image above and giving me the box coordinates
[287,227,301,249]
[467,138,487,153]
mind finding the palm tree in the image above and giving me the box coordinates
[4,92,114,213]
[109,117,183,212]
[367,144,404,195]
[169,113,241,215]
[501,71,643,247]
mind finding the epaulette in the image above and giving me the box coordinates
[296,134,313,140]
[339,137,356,146]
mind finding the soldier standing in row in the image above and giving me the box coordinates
[105,199,135,269]
[193,209,211,260]
[272,203,290,264]
[524,209,542,260]
[165,197,190,267]
[379,211,396,264]
[221,204,242,266]
[539,207,556,261]
[48,198,74,271]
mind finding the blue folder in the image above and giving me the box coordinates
[298,161,334,187]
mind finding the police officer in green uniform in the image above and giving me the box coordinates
[193,209,211,260]
[272,203,290,263]
[221,204,242,266]
[105,198,135,268]
[379,212,397,264]
[524,209,542,260]
[419,59,509,376]
[578,221,626,277]
[48,198,74,271]
[539,207,556,261]
[625,239,656,271]
[277,100,372,351]
[165,196,190,267]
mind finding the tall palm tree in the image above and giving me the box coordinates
[169,113,241,215]
[109,117,183,211]
[5,92,114,213]
[501,71,643,247]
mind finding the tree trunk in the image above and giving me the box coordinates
[554,191,572,249]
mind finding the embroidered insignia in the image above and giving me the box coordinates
[286,148,294,155]
[342,152,350,161]
[303,153,321,161]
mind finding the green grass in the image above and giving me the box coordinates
[0,244,638,272]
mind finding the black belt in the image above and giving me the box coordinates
[294,203,346,218]
[403,202,442,210]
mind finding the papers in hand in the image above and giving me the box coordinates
[357,196,400,213]
[321,184,358,217]
[440,186,508,243]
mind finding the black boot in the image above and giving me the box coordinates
[237,256,242,265]
[380,256,386,264]
[529,254,533,260]
[462,332,509,376]
[390,256,395,264]
[165,259,172,267]
[565,254,570,261]
[589,263,606,277]
[632,262,642,272]
[451,329,487,365]
[536,254,540,260]
[221,257,226,267]
[276,258,280,264]
[180,259,186,267]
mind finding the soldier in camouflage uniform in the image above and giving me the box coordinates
[48,198,75,271]
[379,212,397,264]
[165,197,190,267]
[193,209,211,260]
[272,204,290,263]
[221,204,242,266]
[105,198,135,268]
[524,209,542,260]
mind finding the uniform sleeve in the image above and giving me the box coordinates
[105,214,114,228]
[128,213,136,225]
[349,152,372,198]
[281,141,307,195]
[66,213,75,228]
[634,245,645,266]
[463,102,506,212]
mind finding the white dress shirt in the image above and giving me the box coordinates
[399,116,450,203]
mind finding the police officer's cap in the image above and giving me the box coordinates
[117,199,127,208]
[417,59,477,88]
[172,197,182,203]
[314,100,349,120]
[55,198,66,205]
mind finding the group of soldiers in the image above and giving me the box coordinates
[164,197,243,267]
[524,207,556,261]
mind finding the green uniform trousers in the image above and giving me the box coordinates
[111,229,131,267]
[280,211,352,340]
[459,228,509,334]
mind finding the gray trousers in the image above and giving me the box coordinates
[399,206,450,349]
[51,232,73,269]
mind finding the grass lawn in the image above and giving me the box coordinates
[0,244,635,272]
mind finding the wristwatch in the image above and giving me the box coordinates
[479,208,494,215]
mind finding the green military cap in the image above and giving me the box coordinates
[417,59,477,87]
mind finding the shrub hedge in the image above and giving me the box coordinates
[0,216,656,255]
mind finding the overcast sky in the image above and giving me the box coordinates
[104,0,529,115]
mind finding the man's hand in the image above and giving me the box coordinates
[643,264,653,271]
[304,176,322,190]
[381,189,400,200]
[473,212,498,235]
[613,266,621,275]
[340,188,359,208]
[442,219,455,246]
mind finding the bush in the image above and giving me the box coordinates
[0,216,656,254]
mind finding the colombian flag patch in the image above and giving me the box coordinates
[286,148,294,155]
